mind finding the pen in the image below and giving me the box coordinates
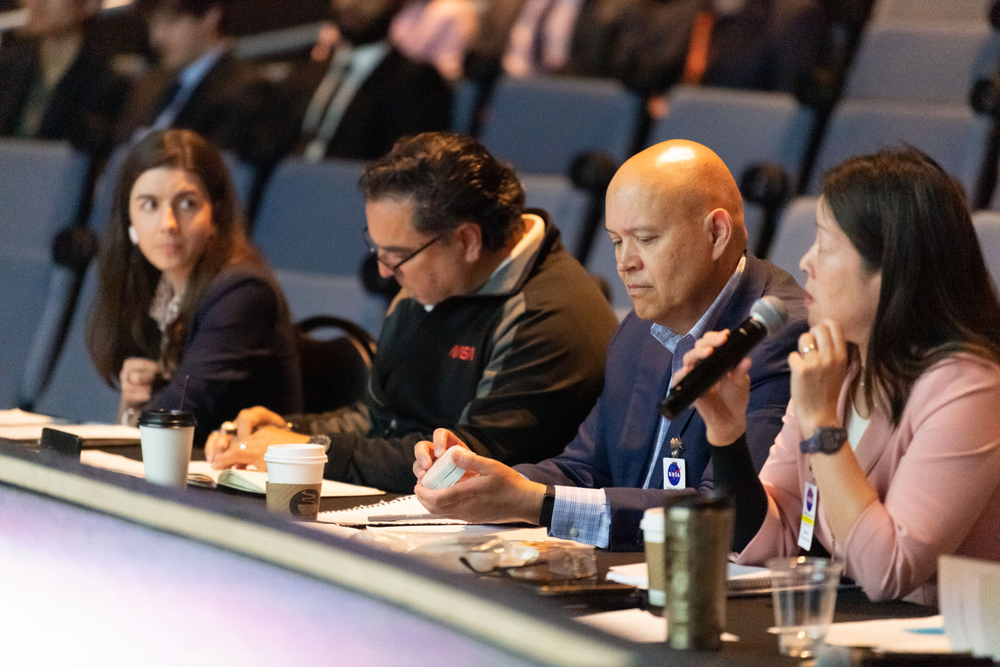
[367,513,445,522]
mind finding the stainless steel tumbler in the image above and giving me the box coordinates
[664,493,734,651]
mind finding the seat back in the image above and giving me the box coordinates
[646,86,815,248]
[843,21,999,104]
[808,100,992,199]
[0,140,90,408]
[972,209,1000,293]
[296,315,376,414]
[275,269,386,341]
[871,0,992,24]
[521,174,591,256]
[0,139,89,252]
[253,158,368,275]
[32,265,121,423]
[767,196,818,288]
[478,75,642,174]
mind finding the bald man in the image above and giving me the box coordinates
[413,140,808,551]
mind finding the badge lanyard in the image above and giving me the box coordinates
[663,437,686,490]
[798,481,818,550]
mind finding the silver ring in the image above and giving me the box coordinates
[239,442,247,450]
[799,343,816,356]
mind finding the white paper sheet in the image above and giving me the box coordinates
[940,555,1000,659]
[0,423,140,443]
[0,409,54,427]
[824,615,950,653]
[606,562,770,589]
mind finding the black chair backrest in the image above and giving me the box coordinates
[295,315,376,415]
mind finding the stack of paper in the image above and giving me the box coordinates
[940,554,1000,659]
[606,562,772,592]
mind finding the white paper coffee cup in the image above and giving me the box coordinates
[641,507,666,608]
[264,444,327,520]
[138,409,197,488]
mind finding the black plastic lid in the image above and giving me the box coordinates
[137,409,197,428]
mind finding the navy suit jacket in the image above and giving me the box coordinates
[515,253,807,551]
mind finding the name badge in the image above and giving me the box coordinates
[798,481,818,551]
[663,458,686,490]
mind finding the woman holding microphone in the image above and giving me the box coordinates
[686,148,1000,604]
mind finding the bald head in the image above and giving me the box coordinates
[610,140,747,253]
[604,140,748,331]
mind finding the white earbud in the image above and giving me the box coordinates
[128,226,138,245]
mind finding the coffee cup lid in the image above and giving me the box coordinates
[138,409,197,428]
[263,444,328,464]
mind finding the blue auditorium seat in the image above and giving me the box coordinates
[253,157,386,336]
[253,157,369,275]
[477,75,642,174]
[645,86,815,249]
[807,100,991,199]
[767,196,818,288]
[843,21,1000,105]
[276,270,386,341]
[31,265,120,423]
[0,140,89,409]
[520,174,591,256]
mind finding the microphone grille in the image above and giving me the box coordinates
[749,296,789,334]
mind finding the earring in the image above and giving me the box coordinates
[128,226,138,245]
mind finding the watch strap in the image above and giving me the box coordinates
[799,427,848,455]
[538,484,556,528]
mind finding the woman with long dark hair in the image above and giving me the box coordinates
[87,129,302,445]
[685,147,1000,604]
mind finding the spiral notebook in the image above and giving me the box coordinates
[319,495,467,526]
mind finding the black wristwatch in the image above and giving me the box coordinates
[800,427,849,455]
[538,485,556,528]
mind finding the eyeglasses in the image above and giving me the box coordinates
[361,227,442,272]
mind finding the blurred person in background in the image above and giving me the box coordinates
[87,129,302,446]
[279,0,451,162]
[115,0,281,166]
[0,0,128,162]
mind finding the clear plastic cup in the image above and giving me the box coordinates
[767,556,843,658]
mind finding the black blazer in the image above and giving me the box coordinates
[0,35,128,161]
[280,47,452,161]
[116,53,282,166]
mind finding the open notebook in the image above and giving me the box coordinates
[79,450,384,498]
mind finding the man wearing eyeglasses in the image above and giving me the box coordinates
[206,132,619,492]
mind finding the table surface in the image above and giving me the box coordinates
[4,441,944,666]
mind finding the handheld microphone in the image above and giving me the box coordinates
[659,296,789,419]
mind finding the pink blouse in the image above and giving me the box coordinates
[737,354,1000,605]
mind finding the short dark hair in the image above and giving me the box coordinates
[135,0,229,31]
[823,147,1000,424]
[87,129,261,386]
[358,132,525,252]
